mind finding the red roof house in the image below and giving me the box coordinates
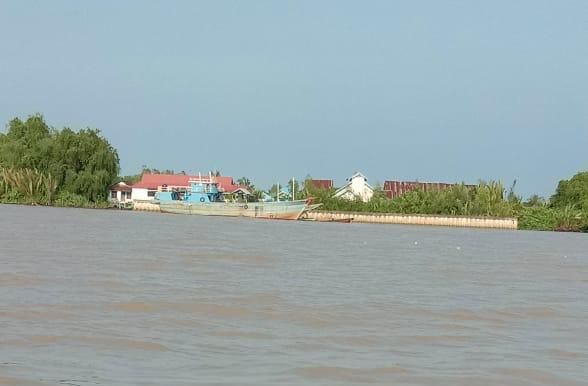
[307,179,334,190]
[132,173,242,191]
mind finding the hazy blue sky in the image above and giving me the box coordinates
[1,1,586,196]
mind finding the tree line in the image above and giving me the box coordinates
[0,114,119,207]
[2,114,586,231]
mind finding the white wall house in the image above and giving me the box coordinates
[130,187,154,201]
[334,172,374,202]
[108,182,133,204]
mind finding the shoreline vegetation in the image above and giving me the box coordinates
[300,181,587,232]
[1,114,587,232]
[0,114,118,209]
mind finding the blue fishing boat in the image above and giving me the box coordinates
[154,178,318,220]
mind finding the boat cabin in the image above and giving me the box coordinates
[155,178,224,203]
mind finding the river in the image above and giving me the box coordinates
[0,205,586,385]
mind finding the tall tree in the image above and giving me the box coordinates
[551,171,588,210]
[0,114,119,202]
[236,176,252,187]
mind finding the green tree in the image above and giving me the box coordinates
[525,194,546,207]
[236,177,252,187]
[551,171,588,210]
[267,184,289,201]
[0,114,119,203]
[118,174,142,185]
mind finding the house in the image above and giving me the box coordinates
[222,186,253,202]
[383,180,475,199]
[259,191,274,202]
[108,182,133,205]
[130,173,251,201]
[334,172,374,202]
[307,179,334,190]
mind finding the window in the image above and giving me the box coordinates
[111,191,117,199]
[147,191,156,197]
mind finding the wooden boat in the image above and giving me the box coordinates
[314,217,354,223]
[154,178,316,220]
[327,217,353,223]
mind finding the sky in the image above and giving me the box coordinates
[1,1,586,197]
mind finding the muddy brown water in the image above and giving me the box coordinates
[1,205,587,385]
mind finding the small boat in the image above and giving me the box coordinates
[154,177,317,220]
[309,217,353,223]
[326,217,354,223]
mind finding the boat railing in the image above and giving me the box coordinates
[159,185,190,193]
[188,178,224,193]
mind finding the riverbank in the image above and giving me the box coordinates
[129,201,518,230]
[0,199,112,209]
[2,200,585,232]
[304,178,588,233]
[306,210,518,229]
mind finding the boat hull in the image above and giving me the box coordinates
[157,200,310,220]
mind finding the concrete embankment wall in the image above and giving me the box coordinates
[132,201,517,230]
[307,211,518,230]
[133,201,160,212]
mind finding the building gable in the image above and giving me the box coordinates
[334,172,373,202]
[308,179,334,190]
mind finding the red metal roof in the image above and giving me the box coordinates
[308,179,334,190]
[383,180,475,199]
[225,185,253,194]
[132,173,237,192]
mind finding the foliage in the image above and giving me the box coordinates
[252,190,265,201]
[298,177,586,232]
[235,176,266,202]
[236,176,251,186]
[551,205,586,231]
[0,114,119,204]
[551,171,588,211]
[141,166,187,175]
[267,183,291,201]
[0,167,58,205]
[518,205,587,232]
[525,194,547,207]
[266,179,301,201]
[118,174,142,185]
[299,180,520,217]
[52,191,111,208]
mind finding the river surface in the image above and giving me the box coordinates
[0,205,587,386]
